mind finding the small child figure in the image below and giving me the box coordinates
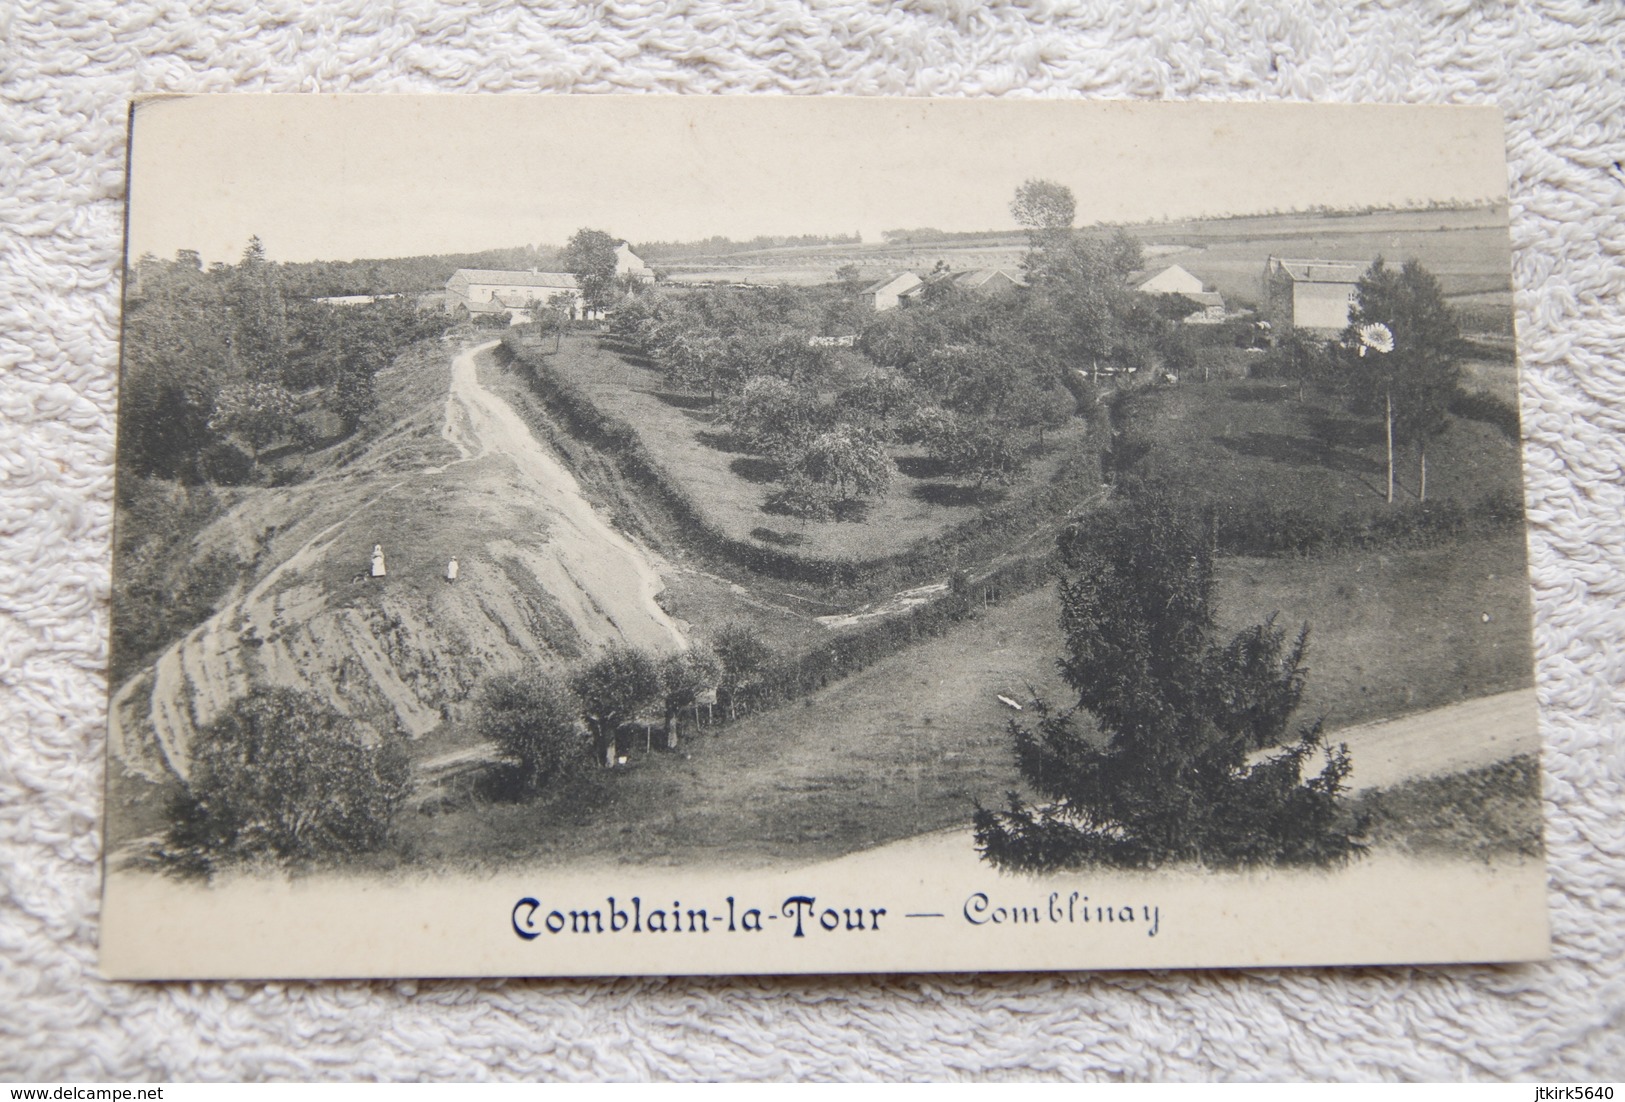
[371,544,386,577]
[446,557,459,583]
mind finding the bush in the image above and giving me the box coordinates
[473,671,589,793]
[165,687,410,873]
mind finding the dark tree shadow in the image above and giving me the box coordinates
[1213,431,1383,475]
[910,482,1007,507]
[894,455,953,480]
[1306,410,1385,450]
[731,456,785,484]
[832,498,873,523]
[1225,383,1291,404]
[751,526,805,547]
[653,391,718,412]
[760,497,874,523]
[698,429,754,454]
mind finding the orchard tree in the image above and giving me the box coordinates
[1344,258,1462,502]
[725,375,822,457]
[561,228,621,314]
[1273,326,1328,402]
[796,426,892,505]
[473,670,586,793]
[165,687,411,873]
[974,494,1362,871]
[711,624,774,720]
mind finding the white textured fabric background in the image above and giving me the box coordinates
[3,0,1622,1082]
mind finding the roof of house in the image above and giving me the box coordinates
[860,272,921,295]
[1268,258,1368,284]
[450,269,580,290]
[953,268,1025,289]
[1135,264,1204,293]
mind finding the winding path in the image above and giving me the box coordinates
[445,340,686,653]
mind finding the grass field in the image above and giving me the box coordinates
[535,333,1091,562]
[400,519,1534,871]
[1122,377,1525,513]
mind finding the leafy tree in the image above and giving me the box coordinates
[1272,326,1328,402]
[165,686,410,873]
[208,380,298,467]
[658,645,723,749]
[796,426,892,504]
[833,262,866,291]
[768,472,838,523]
[912,405,1027,486]
[473,670,587,793]
[725,375,822,457]
[1010,178,1076,245]
[711,624,774,720]
[561,228,621,314]
[1343,258,1462,502]
[839,371,920,440]
[570,645,661,766]
[974,495,1362,871]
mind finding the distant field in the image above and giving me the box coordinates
[534,333,1091,563]
[662,206,1516,335]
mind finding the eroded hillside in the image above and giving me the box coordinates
[110,338,687,780]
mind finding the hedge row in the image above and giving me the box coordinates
[1213,491,1526,558]
[1449,389,1522,442]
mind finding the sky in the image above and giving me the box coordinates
[126,96,1511,266]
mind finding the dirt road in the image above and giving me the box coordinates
[447,340,686,654]
[1306,686,1539,792]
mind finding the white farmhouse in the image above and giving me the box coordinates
[1135,264,1205,296]
[860,272,924,311]
[444,269,584,324]
[1135,264,1226,323]
[615,242,655,283]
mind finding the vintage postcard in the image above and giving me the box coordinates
[101,97,1547,979]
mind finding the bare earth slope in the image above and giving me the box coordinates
[110,338,686,780]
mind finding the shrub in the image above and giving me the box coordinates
[473,671,589,793]
[165,687,410,873]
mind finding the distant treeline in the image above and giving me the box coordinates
[634,233,863,260]
[179,245,564,299]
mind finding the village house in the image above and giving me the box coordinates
[1135,264,1205,296]
[895,268,1026,306]
[1262,256,1369,332]
[859,272,924,311]
[444,269,584,324]
[1135,264,1226,323]
[445,244,655,325]
[614,242,656,284]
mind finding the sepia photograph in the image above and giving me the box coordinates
[100,96,1546,979]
